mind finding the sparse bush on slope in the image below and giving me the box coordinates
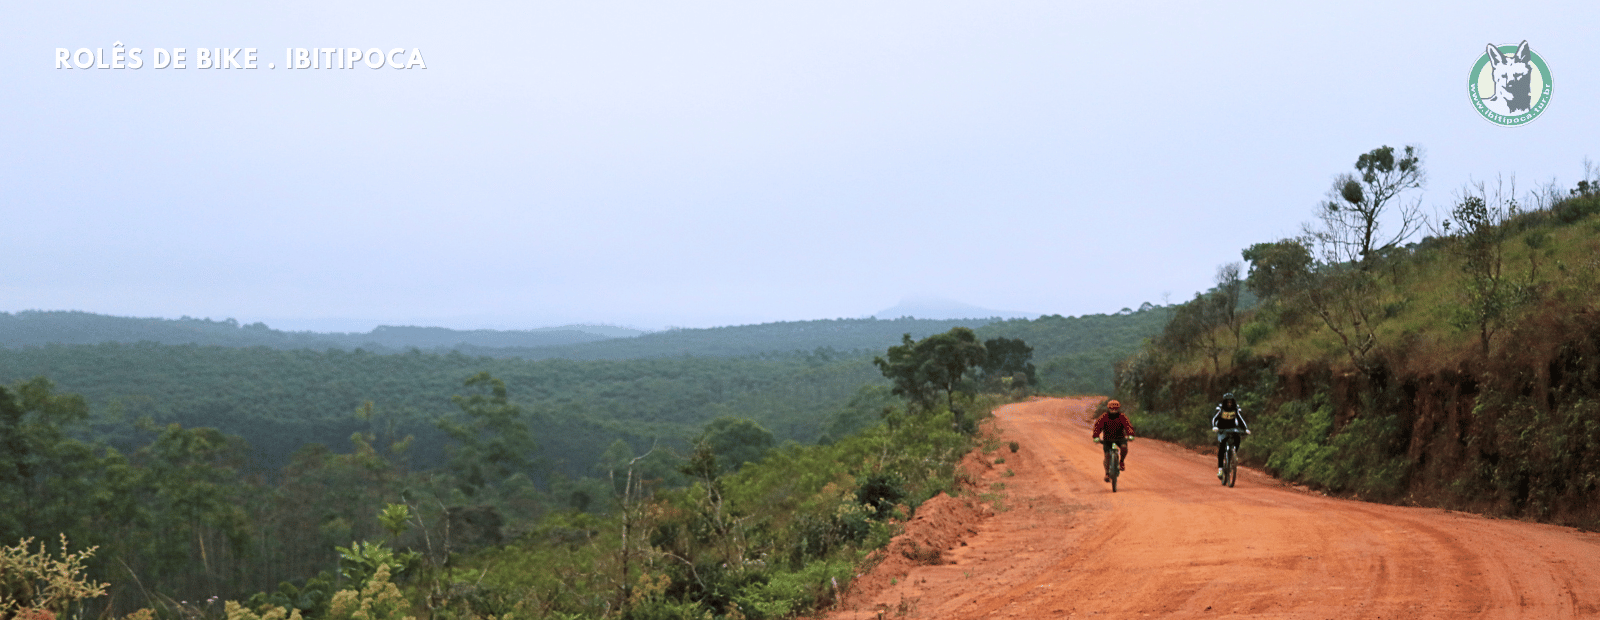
[1121,166,1600,529]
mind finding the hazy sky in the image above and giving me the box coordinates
[4,1,1597,331]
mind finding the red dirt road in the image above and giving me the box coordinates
[829,397,1600,619]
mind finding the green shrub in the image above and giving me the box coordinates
[1242,320,1272,346]
[244,571,338,618]
[854,472,906,520]
[1326,412,1409,497]
[1552,193,1600,225]
[1255,396,1408,498]
[1261,398,1334,482]
[622,572,711,620]
[731,559,852,620]
[336,541,422,586]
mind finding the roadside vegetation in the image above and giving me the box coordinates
[1119,148,1600,528]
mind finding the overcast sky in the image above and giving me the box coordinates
[3,1,1597,331]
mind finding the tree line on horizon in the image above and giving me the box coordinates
[0,310,1166,374]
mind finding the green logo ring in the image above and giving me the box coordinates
[1468,44,1552,126]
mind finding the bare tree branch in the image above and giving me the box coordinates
[1306,145,1427,269]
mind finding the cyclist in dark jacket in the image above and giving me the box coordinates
[1092,400,1136,482]
[1211,392,1250,480]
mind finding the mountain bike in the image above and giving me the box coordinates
[1094,437,1130,492]
[1214,428,1248,487]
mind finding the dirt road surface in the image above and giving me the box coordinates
[828,397,1600,619]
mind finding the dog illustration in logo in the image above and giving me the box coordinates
[1482,41,1533,116]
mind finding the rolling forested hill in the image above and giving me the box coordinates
[458,317,1003,359]
[0,307,1170,478]
[0,311,632,351]
[979,307,1173,394]
[0,309,1168,369]
[0,311,1011,359]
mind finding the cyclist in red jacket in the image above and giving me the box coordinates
[1092,400,1136,482]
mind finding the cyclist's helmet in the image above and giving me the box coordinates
[1106,400,1122,414]
[1220,392,1238,416]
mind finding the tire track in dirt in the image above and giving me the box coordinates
[827,397,1600,619]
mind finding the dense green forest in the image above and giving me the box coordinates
[1119,148,1600,529]
[0,311,1166,477]
[0,344,878,478]
[2,326,1025,620]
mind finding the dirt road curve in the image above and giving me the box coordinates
[828,397,1600,619]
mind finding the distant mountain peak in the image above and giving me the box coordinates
[872,296,1036,321]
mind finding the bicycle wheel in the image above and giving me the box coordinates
[1109,448,1119,493]
[1225,449,1237,488]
